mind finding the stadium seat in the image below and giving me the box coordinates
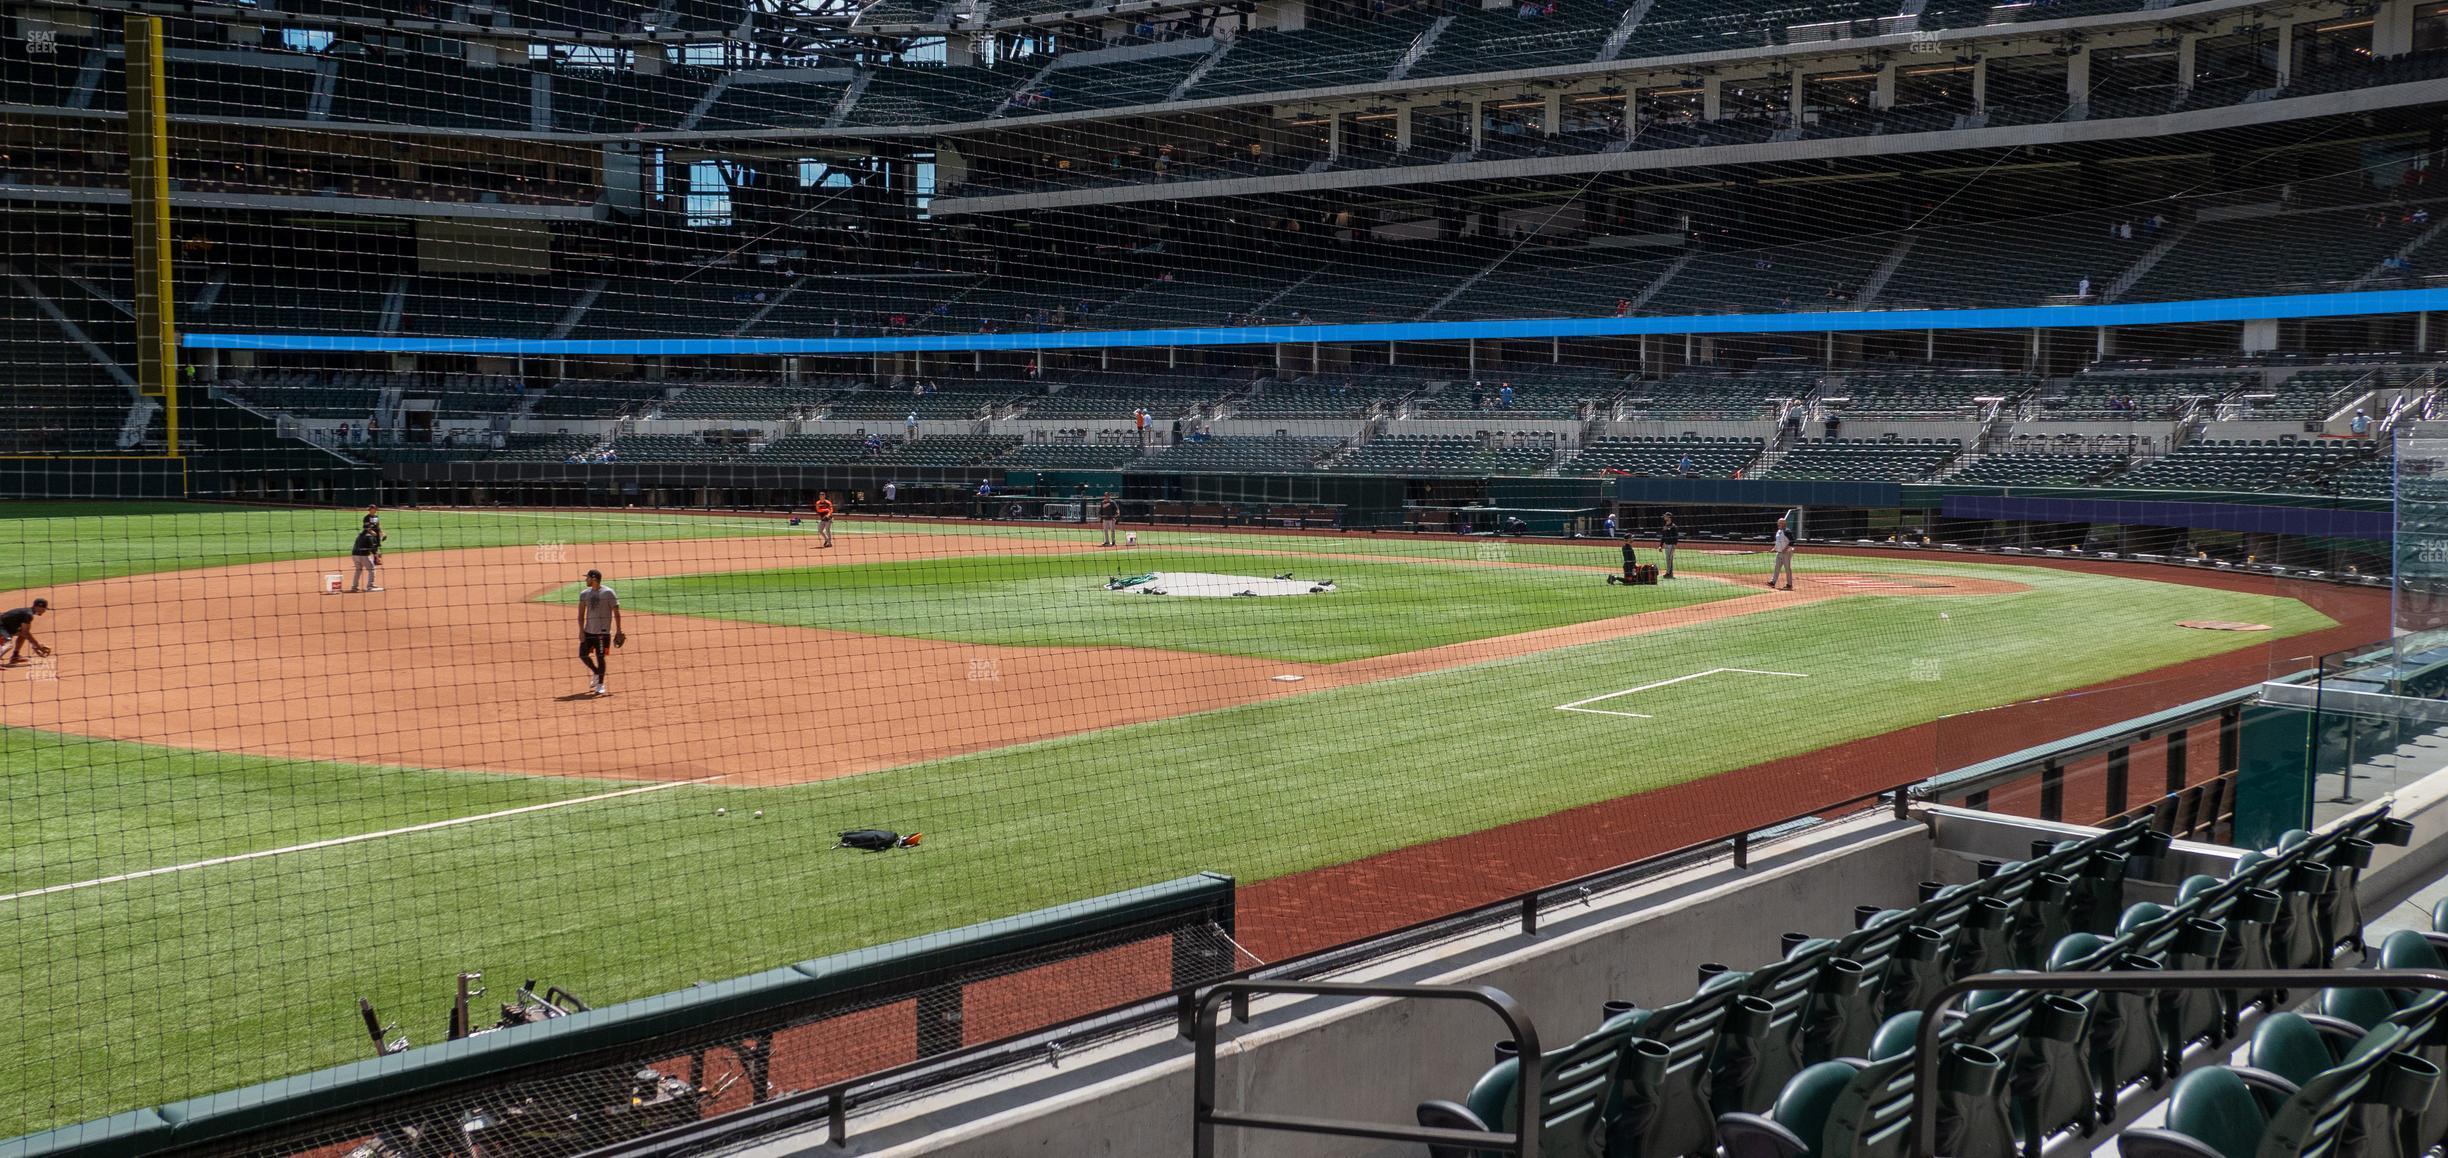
[1601,986,1740,1158]
[2117,1022,2426,1158]
[1414,1026,1621,1158]
[2047,932,2166,1116]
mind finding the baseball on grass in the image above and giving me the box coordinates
[717,807,728,816]
[754,810,765,818]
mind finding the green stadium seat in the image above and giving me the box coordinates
[1601,986,1740,1158]
[1415,1027,1621,1158]
[2118,1022,2424,1158]
[2046,932,2166,1118]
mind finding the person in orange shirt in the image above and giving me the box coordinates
[814,492,837,549]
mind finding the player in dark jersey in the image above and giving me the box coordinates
[0,598,52,664]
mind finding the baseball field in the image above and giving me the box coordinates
[0,502,2377,1134]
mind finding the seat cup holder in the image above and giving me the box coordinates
[2139,829,2175,857]
[2033,994,2088,1042]
[2240,887,2284,924]
[2371,1053,2442,1115]
[2176,917,2227,959]
[1969,897,2013,931]
[2292,861,2333,891]
[1941,1043,2008,1097]
[1856,904,1886,930]
[1977,859,2006,880]
[2340,838,2376,870]
[2035,872,2075,903]
[1783,932,1813,956]
[1724,995,1775,1040]
[2378,818,2416,847]
[1625,1037,1671,1088]
[1494,1039,1520,1064]
[1899,925,1946,962]
[1816,957,1867,997]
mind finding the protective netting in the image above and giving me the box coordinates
[0,0,2430,1144]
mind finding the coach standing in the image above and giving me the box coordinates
[1769,517,1796,591]
[1658,512,1680,579]
[577,569,624,697]
[1098,492,1120,547]
[348,518,383,592]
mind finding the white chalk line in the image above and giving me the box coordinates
[0,776,725,904]
[1556,668,1811,719]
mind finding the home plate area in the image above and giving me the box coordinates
[1103,571,1340,597]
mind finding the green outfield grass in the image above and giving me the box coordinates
[557,550,1743,662]
[0,503,798,591]
[0,506,2340,1134]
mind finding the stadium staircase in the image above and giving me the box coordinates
[1165,36,1236,102]
[1630,251,1701,312]
[1249,270,1320,317]
[1421,257,1502,320]
[63,47,101,110]
[2104,223,2195,303]
[1594,0,1658,62]
[306,55,337,119]
[677,75,729,130]
[375,276,409,336]
[2348,217,2448,291]
[989,55,1060,117]
[550,278,608,340]
[732,274,807,336]
[822,71,873,128]
[1852,236,1918,307]
[3,263,134,390]
[1385,15,1454,82]
[529,69,552,130]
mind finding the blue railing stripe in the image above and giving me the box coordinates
[179,287,2448,357]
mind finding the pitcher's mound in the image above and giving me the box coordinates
[1105,572,1338,598]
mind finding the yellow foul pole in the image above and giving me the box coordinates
[125,14,179,461]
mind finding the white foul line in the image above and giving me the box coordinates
[0,776,725,905]
[1556,668,1810,719]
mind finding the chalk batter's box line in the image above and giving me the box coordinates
[1555,667,1811,719]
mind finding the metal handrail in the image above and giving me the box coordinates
[1909,969,2448,1158]
[1192,981,1539,1158]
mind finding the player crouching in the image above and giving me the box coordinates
[0,598,53,664]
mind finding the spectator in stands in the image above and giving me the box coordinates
[2352,409,2373,437]
[1825,412,1842,439]
[1677,450,1694,477]
[1470,383,1486,409]
[976,479,993,497]
[1604,512,1618,538]
[1783,402,1804,438]
[906,412,919,441]
[1658,513,1680,579]
[1498,383,1515,410]
[2076,275,2093,299]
